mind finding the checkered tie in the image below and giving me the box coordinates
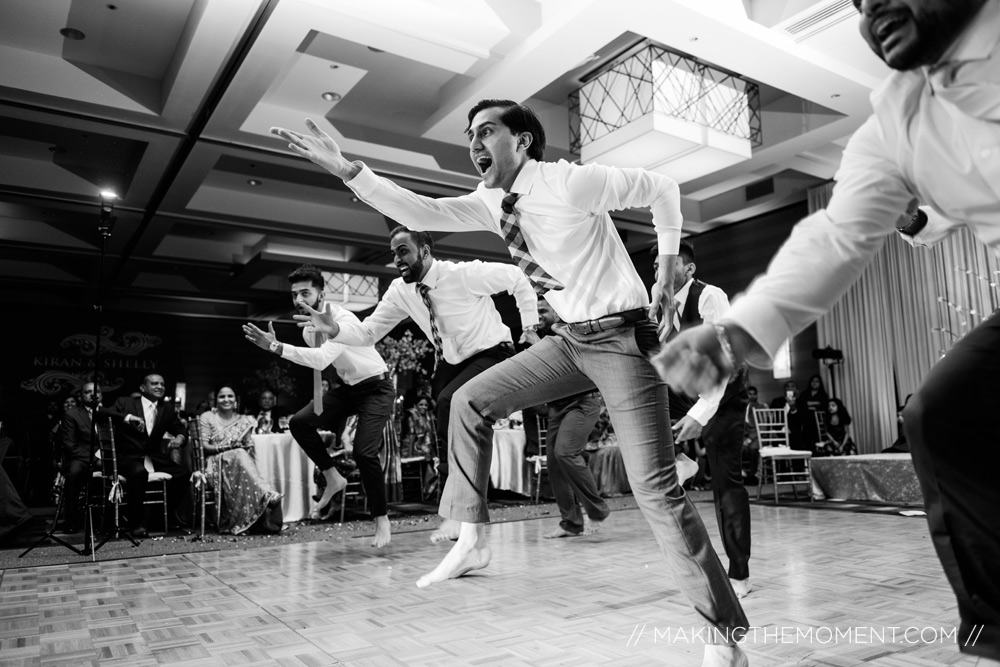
[310,330,326,416]
[499,193,563,295]
[417,283,445,370]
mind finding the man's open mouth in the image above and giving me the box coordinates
[872,11,907,46]
[476,155,493,176]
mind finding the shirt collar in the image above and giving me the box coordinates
[674,277,694,309]
[416,258,442,289]
[141,395,157,411]
[925,0,999,86]
[508,159,539,197]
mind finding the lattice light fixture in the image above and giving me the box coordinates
[323,271,380,312]
[570,40,761,184]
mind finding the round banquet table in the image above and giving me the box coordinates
[251,432,334,523]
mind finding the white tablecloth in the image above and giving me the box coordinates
[252,434,330,523]
[490,429,531,495]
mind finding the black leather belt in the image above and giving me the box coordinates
[565,308,648,335]
[354,372,389,385]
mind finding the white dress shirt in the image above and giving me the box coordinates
[726,0,1000,359]
[141,395,157,434]
[281,301,388,385]
[670,278,731,425]
[334,259,539,365]
[347,158,683,323]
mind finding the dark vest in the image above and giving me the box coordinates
[669,280,747,421]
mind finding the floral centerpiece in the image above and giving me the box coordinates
[375,330,432,377]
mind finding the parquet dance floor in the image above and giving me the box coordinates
[0,502,981,666]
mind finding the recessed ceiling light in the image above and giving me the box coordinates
[106,3,118,9]
[330,64,340,69]
[60,27,85,40]
[690,37,699,42]
[322,92,342,102]
[831,93,841,98]
[247,179,261,186]
[367,46,384,53]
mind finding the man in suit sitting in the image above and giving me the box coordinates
[108,374,189,538]
[252,389,289,434]
[57,382,118,533]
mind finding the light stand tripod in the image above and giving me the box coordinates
[18,191,139,559]
[81,191,139,557]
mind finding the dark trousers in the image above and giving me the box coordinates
[701,369,751,581]
[61,457,91,525]
[289,376,395,518]
[431,343,513,482]
[147,451,193,527]
[546,392,609,533]
[904,314,1000,660]
[117,454,149,529]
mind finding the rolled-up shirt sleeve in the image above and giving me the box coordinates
[724,117,914,362]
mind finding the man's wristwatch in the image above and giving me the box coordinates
[269,340,281,353]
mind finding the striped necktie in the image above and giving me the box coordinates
[417,282,445,370]
[311,330,326,415]
[499,193,563,295]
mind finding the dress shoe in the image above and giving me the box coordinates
[130,526,149,539]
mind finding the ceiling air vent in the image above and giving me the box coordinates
[745,178,774,201]
[781,0,856,42]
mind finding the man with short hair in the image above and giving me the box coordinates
[243,264,395,547]
[109,374,189,538]
[656,1,1000,661]
[533,297,609,539]
[653,240,753,599]
[58,382,112,533]
[252,389,288,434]
[273,98,748,667]
[295,225,539,541]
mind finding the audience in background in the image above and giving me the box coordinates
[197,385,282,534]
[883,395,912,454]
[797,374,829,448]
[56,382,104,533]
[743,386,767,485]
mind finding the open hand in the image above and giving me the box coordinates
[292,301,340,337]
[243,321,278,351]
[671,415,703,442]
[270,119,356,180]
[519,328,540,346]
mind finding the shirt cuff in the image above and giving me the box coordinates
[657,229,681,256]
[687,398,718,426]
[723,298,794,368]
[345,161,377,198]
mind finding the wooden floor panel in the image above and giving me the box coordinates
[0,503,984,666]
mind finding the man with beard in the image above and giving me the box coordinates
[242,264,395,547]
[655,1,1000,662]
[295,226,538,542]
[271,100,749,667]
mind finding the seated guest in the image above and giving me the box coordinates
[198,386,283,534]
[770,381,811,451]
[252,389,289,434]
[769,380,798,409]
[57,382,107,533]
[797,374,829,447]
[108,374,190,538]
[404,396,436,459]
[818,398,857,456]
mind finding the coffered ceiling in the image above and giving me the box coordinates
[0,0,888,320]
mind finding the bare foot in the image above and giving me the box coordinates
[702,643,749,667]
[310,467,347,520]
[429,518,460,543]
[371,515,391,548]
[583,514,605,535]
[731,577,753,599]
[416,523,491,588]
[544,526,580,539]
[676,452,699,487]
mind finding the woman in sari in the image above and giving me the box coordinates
[198,386,283,534]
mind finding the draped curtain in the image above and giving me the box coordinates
[809,183,1000,452]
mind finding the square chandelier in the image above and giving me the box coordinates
[571,40,762,184]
